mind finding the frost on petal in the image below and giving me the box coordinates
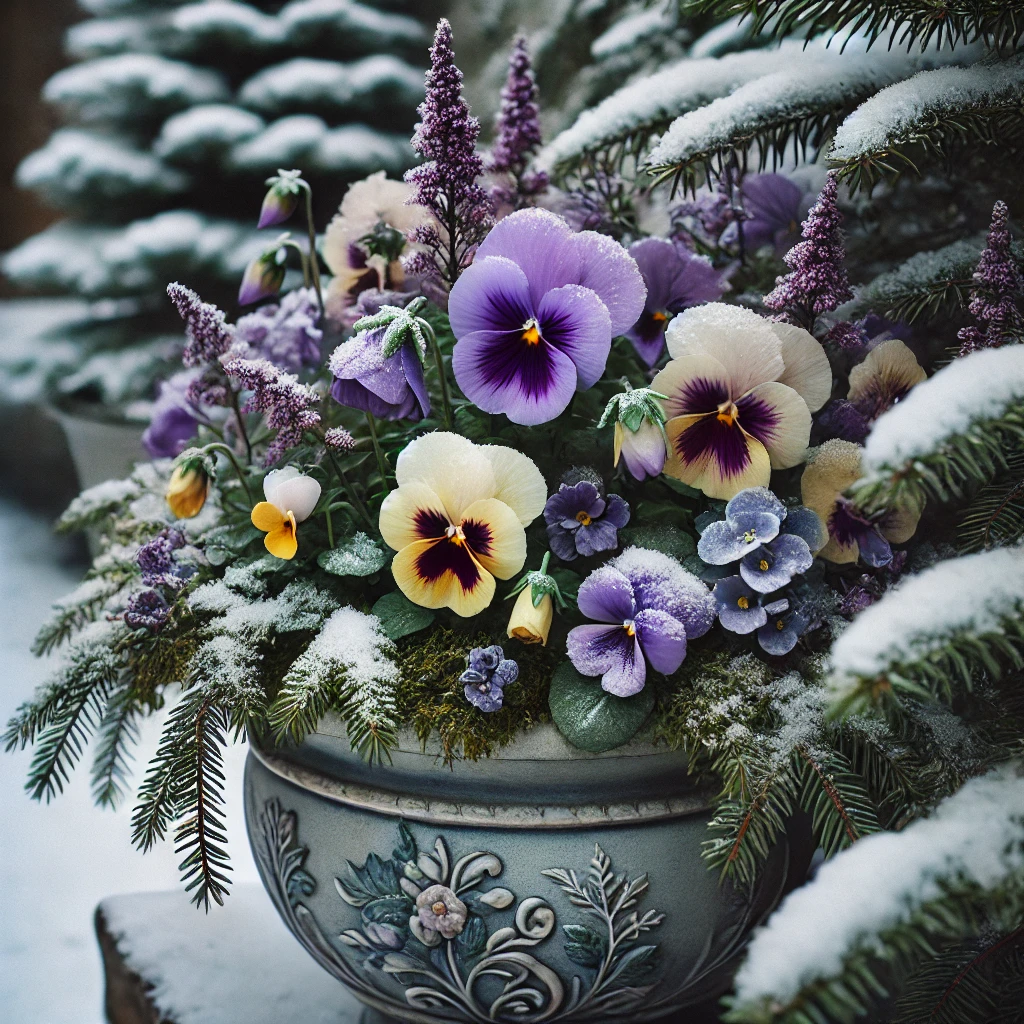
[576,565,635,623]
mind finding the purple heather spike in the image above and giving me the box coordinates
[763,172,853,328]
[957,200,1024,356]
[167,283,235,367]
[403,19,493,288]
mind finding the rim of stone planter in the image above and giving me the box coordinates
[46,397,149,490]
[251,716,719,830]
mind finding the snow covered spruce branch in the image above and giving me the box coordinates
[644,41,974,193]
[851,345,1024,517]
[687,0,1024,52]
[724,765,1024,1024]
[830,54,1024,191]
[828,547,1024,715]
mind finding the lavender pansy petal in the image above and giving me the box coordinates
[697,509,780,564]
[757,618,801,656]
[858,529,894,568]
[537,284,613,390]
[763,597,790,615]
[600,633,647,697]
[740,533,813,593]
[401,342,431,419]
[713,576,767,634]
[725,487,787,522]
[574,230,647,335]
[576,566,635,623]
[474,208,582,306]
[566,623,630,676]
[547,524,579,561]
[625,322,668,368]
[493,659,519,686]
[575,518,619,557]
[448,256,534,337]
[634,608,687,675]
[782,506,828,552]
[628,237,678,310]
[464,683,504,712]
[451,327,578,425]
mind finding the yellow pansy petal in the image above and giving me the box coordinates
[264,513,298,560]
[481,445,547,526]
[379,481,449,552]
[819,535,860,564]
[459,498,527,580]
[695,431,772,500]
[395,431,496,523]
[801,439,863,522]
[392,538,496,617]
[741,381,812,470]
[252,501,286,533]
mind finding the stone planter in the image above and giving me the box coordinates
[245,718,810,1023]
[48,401,148,490]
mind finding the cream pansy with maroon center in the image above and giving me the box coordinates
[653,303,832,500]
[379,432,547,617]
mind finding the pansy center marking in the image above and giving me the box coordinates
[717,400,740,426]
[521,318,542,345]
[623,619,637,637]
[759,557,770,571]
[575,510,593,526]
[737,595,750,610]
[446,523,467,544]
[743,528,758,544]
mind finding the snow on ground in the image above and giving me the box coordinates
[0,501,257,1024]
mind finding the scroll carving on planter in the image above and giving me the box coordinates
[253,797,667,1023]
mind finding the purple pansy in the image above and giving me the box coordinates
[625,238,728,367]
[461,645,519,712]
[329,326,430,422]
[720,173,807,254]
[757,598,809,656]
[829,497,894,568]
[712,576,767,634]
[448,208,646,425]
[567,548,715,697]
[543,481,629,561]
[142,371,201,459]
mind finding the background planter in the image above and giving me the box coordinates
[245,719,811,1024]
[48,401,148,490]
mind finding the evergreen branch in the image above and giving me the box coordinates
[796,746,881,857]
[957,450,1024,552]
[90,681,141,809]
[32,576,127,656]
[684,1,1024,52]
[830,56,1024,193]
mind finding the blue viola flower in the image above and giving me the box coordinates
[739,533,814,594]
[544,481,630,562]
[697,487,787,564]
[757,598,809,656]
[712,576,767,634]
[461,645,519,712]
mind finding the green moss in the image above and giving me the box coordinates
[393,627,560,763]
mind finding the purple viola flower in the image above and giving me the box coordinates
[543,481,629,561]
[448,208,646,425]
[329,326,430,422]
[712,576,766,634]
[697,487,787,564]
[460,645,518,712]
[567,548,714,696]
[757,598,809,656]
[740,533,813,594]
[720,173,807,255]
[829,497,893,568]
[234,288,322,373]
[123,589,170,631]
[625,238,729,367]
[142,371,201,459]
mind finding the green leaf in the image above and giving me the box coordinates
[610,944,659,984]
[371,591,435,641]
[548,662,654,753]
[317,533,388,577]
[563,923,606,967]
[619,525,696,561]
[393,820,417,863]
[457,915,488,959]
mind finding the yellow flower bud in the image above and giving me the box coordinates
[167,463,209,519]
[507,586,553,647]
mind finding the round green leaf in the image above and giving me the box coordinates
[318,532,387,576]
[548,662,654,753]
[372,591,435,640]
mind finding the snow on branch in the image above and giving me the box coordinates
[645,40,978,192]
[730,765,1024,1021]
[154,104,266,163]
[854,345,1024,513]
[538,44,797,174]
[44,53,227,122]
[828,546,1024,711]
[16,129,189,210]
[831,54,1024,191]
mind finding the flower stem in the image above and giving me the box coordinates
[324,448,377,535]
[421,320,453,429]
[201,442,253,505]
[325,506,334,548]
[281,238,310,289]
[225,387,253,465]
[365,412,390,495]
[301,183,324,315]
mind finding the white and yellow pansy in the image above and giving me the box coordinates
[379,432,546,617]
[251,467,322,560]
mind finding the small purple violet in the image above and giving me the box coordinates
[757,599,809,656]
[403,19,493,288]
[567,548,715,696]
[123,589,170,632]
[625,238,728,366]
[448,208,646,425]
[543,481,629,561]
[763,172,853,328]
[460,645,519,712]
[720,172,807,255]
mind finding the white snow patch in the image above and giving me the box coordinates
[832,53,1024,160]
[734,766,1024,1007]
[155,104,265,160]
[170,0,284,45]
[591,4,677,59]
[829,547,1024,687]
[66,15,156,59]
[863,345,1024,471]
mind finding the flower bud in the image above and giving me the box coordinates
[167,461,210,519]
[239,249,286,306]
[507,585,553,646]
[614,419,667,481]
[257,169,304,229]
